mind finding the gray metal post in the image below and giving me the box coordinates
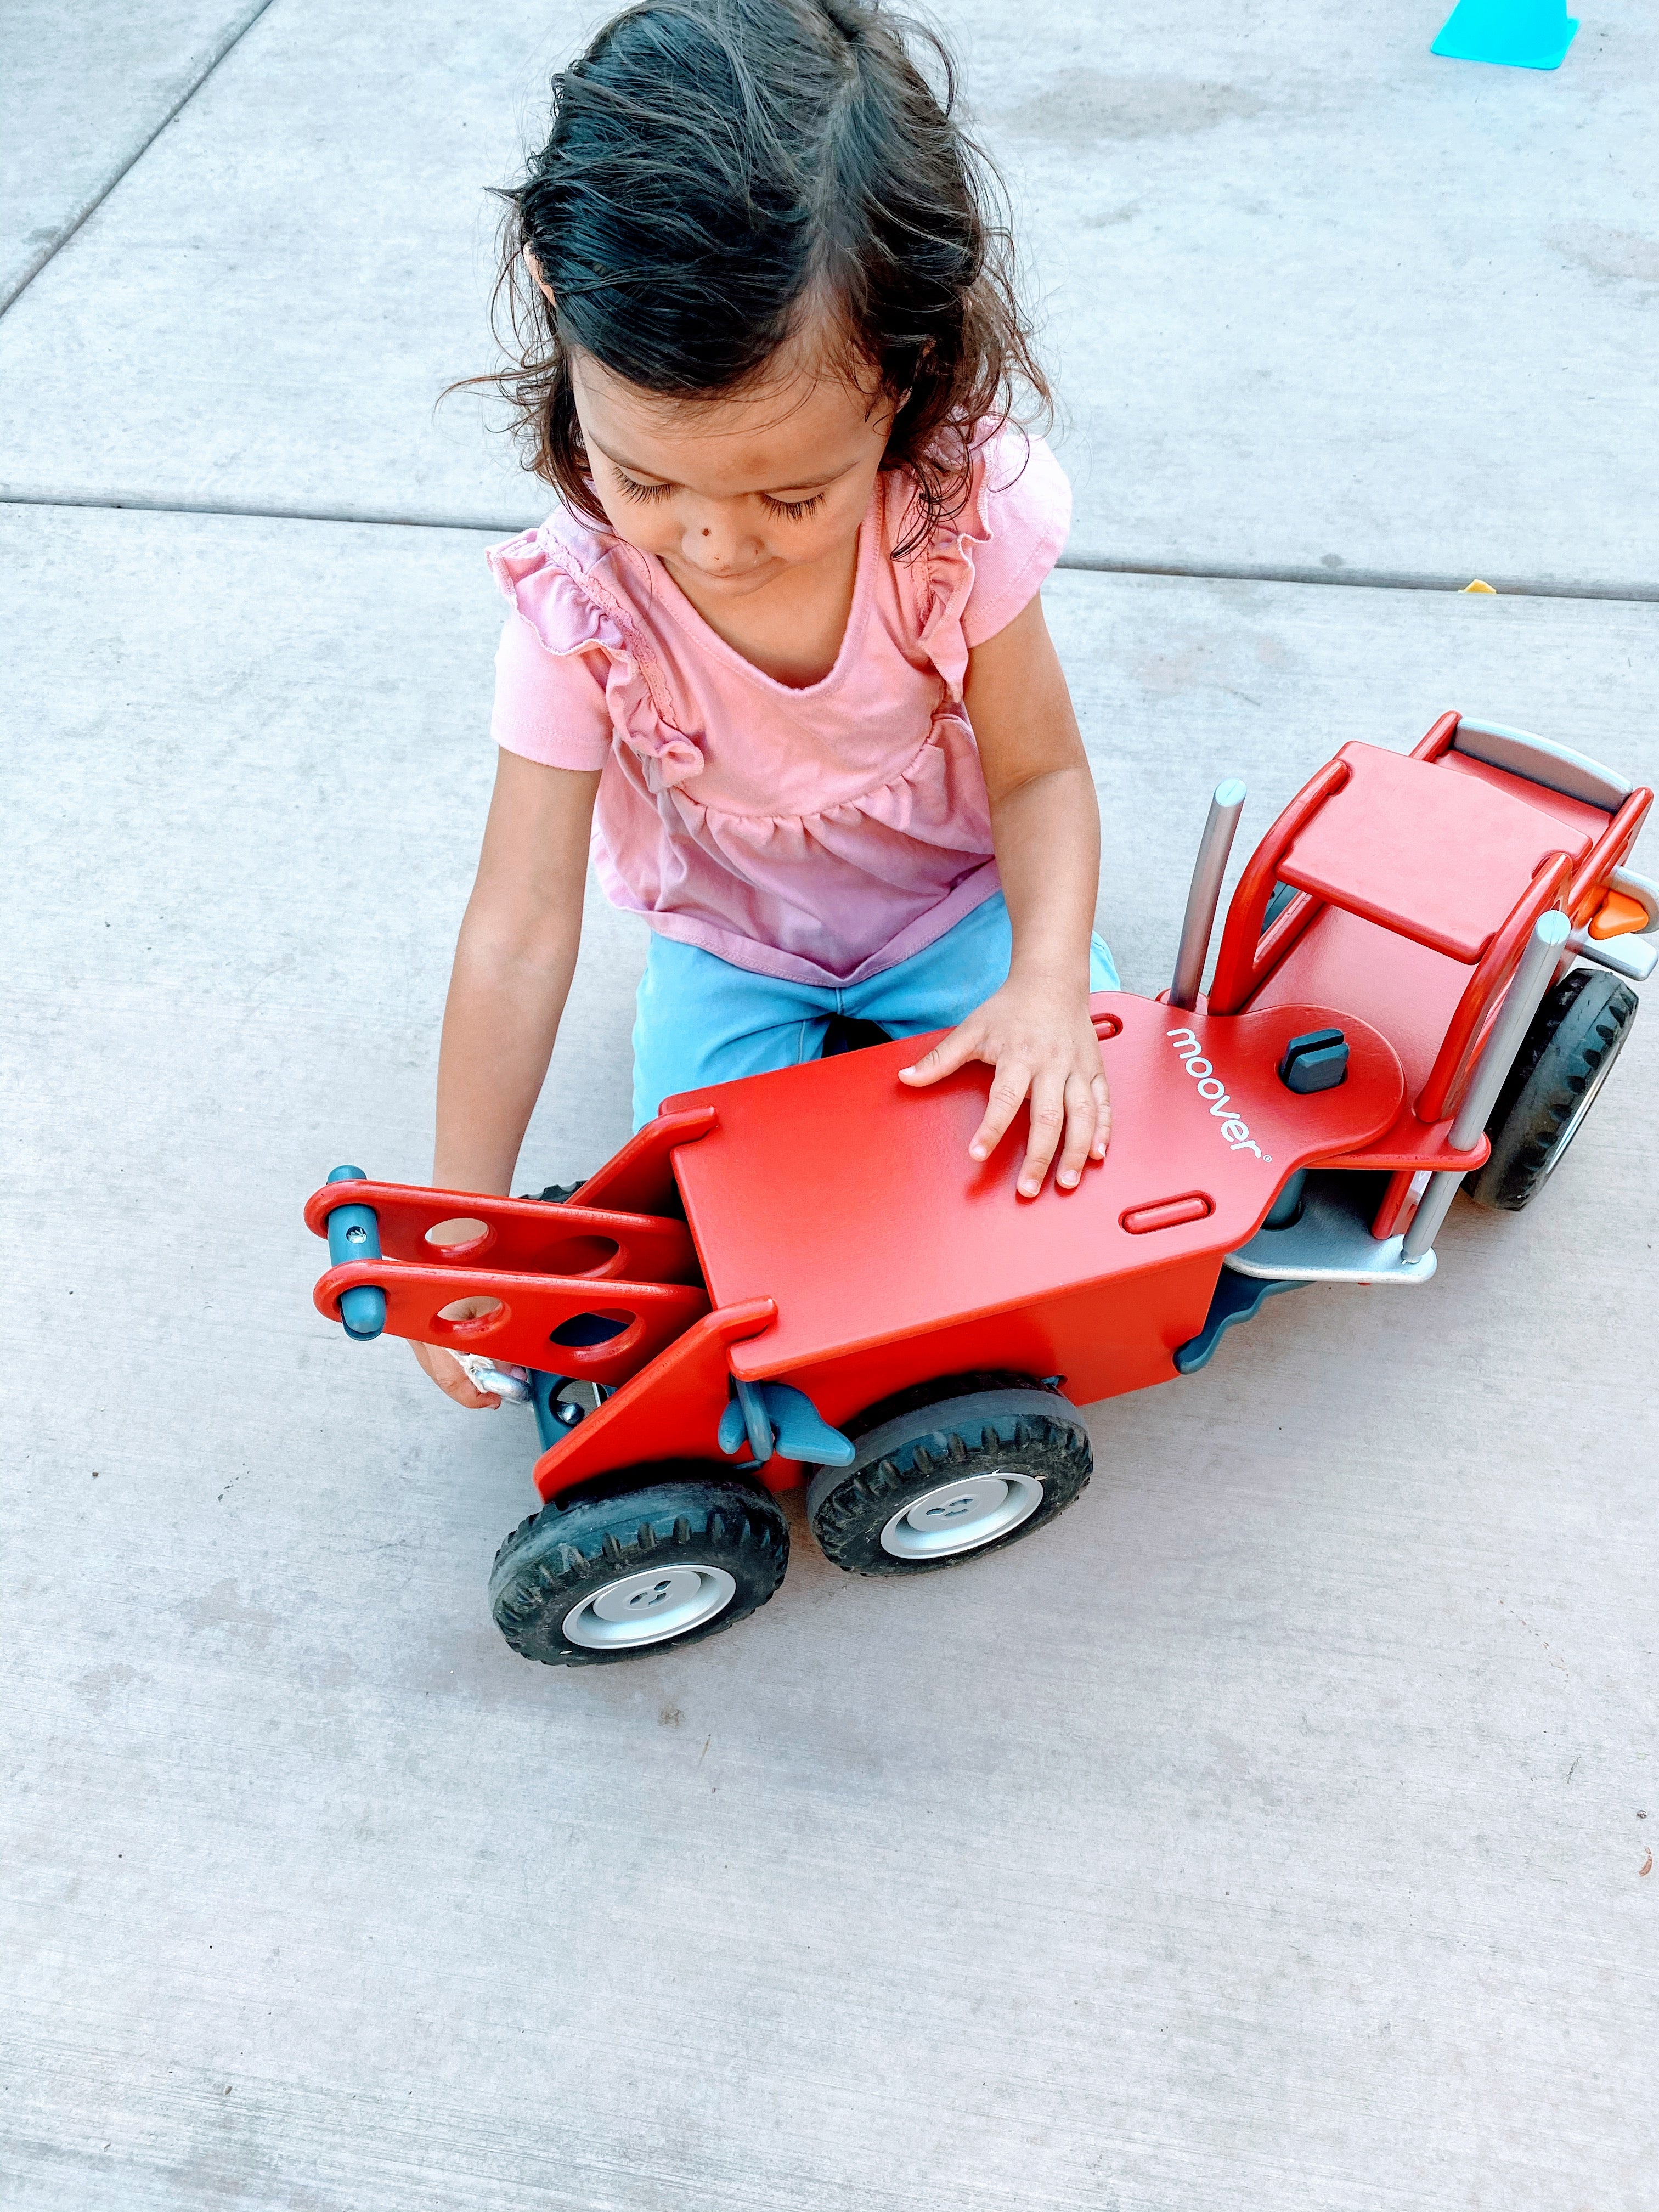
[1169,778,1248,1011]
[1400,910,1570,1261]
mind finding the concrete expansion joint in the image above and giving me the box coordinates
[0,0,280,320]
[2,492,1655,605]
[1057,552,1659,606]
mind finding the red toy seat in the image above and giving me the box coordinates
[1276,742,1593,964]
[668,994,1405,1408]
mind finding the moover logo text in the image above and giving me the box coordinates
[1166,1029,1272,1160]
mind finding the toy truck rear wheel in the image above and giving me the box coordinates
[489,1473,789,1666]
[1467,967,1638,1212]
[808,1374,1091,1577]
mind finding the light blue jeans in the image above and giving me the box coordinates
[631,891,1120,1127]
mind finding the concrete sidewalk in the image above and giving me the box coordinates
[3,5,1657,2208]
[3,0,1658,584]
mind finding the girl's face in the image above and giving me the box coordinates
[566,328,895,603]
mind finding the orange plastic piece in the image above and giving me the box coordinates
[1590,888,1650,940]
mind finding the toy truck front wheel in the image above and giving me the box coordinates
[808,1374,1091,1577]
[490,1472,789,1666]
[1468,968,1638,1212]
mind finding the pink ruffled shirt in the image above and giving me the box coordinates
[488,427,1071,987]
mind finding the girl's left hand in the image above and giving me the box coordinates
[898,977,1111,1198]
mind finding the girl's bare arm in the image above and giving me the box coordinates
[415,748,602,1407]
[899,592,1109,1195]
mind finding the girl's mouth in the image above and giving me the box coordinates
[668,557,776,592]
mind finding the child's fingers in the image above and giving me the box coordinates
[967,1060,1034,1166]
[897,1022,981,1087]
[1052,1070,1099,1190]
[443,1371,501,1409]
[1091,1072,1113,1158]
[411,1339,499,1409]
[1015,1065,1068,1195]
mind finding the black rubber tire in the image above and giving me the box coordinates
[1466,966,1638,1213]
[490,1471,788,1667]
[808,1377,1091,1577]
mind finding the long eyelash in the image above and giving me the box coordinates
[612,470,823,520]
[614,471,671,504]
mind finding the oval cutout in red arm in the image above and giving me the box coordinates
[1119,1193,1215,1235]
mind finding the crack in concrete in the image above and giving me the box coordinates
[1056,552,1659,605]
[3,492,1656,603]
[0,0,280,320]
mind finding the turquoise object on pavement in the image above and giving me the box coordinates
[1432,0,1577,69]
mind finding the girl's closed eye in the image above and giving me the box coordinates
[614,469,672,505]
[759,492,825,521]
[612,470,821,522]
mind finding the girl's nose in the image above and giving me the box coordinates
[679,504,755,573]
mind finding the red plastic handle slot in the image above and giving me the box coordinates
[1119,1193,1214,1235]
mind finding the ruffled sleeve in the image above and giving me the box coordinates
[486,527,705,788]
[962,432,1071,647]
[911,430,1072,696]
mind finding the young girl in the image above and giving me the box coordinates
[419,0,1117,1408]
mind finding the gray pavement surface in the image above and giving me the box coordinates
[5,3,1659,2207]
[0,0,272,311]
[5,504,1657,2210]
[1,1,1657,586]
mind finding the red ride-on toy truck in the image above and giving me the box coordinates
[307,713,1655,1666]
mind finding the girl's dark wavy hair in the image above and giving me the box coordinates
[460,0,1050,555]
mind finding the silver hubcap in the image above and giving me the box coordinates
[562,1564,737,1651]
[879,1470,1044,1561]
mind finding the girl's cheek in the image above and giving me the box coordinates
[594,494,670,552]
[814,498,871,557]
[793,489,866,556]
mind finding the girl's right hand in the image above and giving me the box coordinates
[410,1322,508,1410]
